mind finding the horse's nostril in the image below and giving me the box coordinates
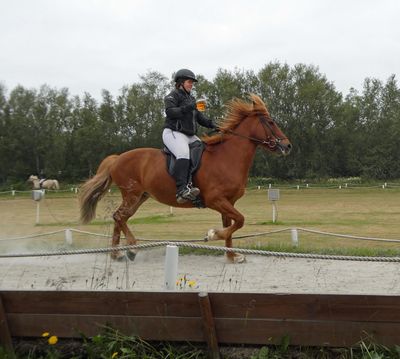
[287,144,292,150]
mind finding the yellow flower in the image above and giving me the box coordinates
[41,332,50,337]
[188,280,196,288]
[111,352,119,359]
[48,335,58,345]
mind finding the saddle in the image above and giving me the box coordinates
[163,141,205,208]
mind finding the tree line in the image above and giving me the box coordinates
[1,62,399,187]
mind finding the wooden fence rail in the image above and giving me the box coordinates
[1,290,400,357]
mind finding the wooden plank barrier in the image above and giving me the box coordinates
[1,290,400,355]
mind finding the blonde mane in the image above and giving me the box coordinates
[203,94,270,145]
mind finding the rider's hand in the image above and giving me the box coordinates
[210,120,219,130]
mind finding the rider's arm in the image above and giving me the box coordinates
[196,111,216,129]
[165,92,195,119]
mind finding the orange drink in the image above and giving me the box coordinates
[196,98,206,112]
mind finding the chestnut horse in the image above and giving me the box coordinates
[79,94,291,263]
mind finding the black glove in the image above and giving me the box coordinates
[181,101,196,113]
[209,120,219,130]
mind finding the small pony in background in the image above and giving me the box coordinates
[28,175,60,190]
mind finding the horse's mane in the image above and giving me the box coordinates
[202,94,270,145]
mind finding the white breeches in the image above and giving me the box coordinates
[162,128,200,159]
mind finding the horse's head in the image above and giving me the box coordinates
[216,94,292,156]
[27,175,38,182]
[249,95,292,156]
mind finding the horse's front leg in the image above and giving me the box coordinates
[208,200,245,263]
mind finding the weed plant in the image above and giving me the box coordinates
[2,328,400,359]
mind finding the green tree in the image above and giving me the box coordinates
[257,62,343,179]
[116,71,168,150]
[361,76,400,178]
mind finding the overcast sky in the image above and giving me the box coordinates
[1,0,399,100]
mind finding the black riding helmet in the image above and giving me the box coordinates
[174,69,198,83]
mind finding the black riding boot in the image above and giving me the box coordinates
[173,158,200,203]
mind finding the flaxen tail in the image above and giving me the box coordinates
[79,155,119,224]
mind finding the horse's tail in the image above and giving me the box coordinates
[79,154,119,224]
[54,180,60,190]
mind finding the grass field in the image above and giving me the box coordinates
[0,186,400,256]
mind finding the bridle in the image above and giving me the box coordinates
[223,114,288,151]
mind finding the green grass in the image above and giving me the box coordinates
[4,327,400,358]
[1,185,400,257]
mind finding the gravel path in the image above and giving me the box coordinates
[1,247,400,294]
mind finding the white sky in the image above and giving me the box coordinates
[1,0,399,100]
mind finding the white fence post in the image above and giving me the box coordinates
[272,202,277,223]
[65,229,73,245]
[164,245,179,290]
[36,202,40,225]
[291,228,299,247]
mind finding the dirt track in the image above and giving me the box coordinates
[1,247,399,294]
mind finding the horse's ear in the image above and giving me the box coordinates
[244,93,256,108]
[249,93,259,108]
[249,94,267,112]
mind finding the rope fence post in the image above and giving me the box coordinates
[291,228,299,247]
[164,245,179,290]
[65,229,73,245]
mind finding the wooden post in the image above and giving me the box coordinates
[198,292,220,359]
[0,295,14,356]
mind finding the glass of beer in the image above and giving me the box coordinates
[196,98,206,112]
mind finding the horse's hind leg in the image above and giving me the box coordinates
[112,192,149,261]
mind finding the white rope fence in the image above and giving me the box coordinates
[0,188,79,196]
[1,227,400,262]
[1,240,400,262]
[297,227,400,244]
[2,227,400,244]
[2,182,400,197]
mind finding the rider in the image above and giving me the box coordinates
[163,68,217,204]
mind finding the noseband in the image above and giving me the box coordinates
[224,115,287,150]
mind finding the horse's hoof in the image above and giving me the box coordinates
[207,229,217,241]
[126,250,137,261]
[226,253,246,264]
[111,251,126,261]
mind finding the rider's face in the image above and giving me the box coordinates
[182,79,194,92]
